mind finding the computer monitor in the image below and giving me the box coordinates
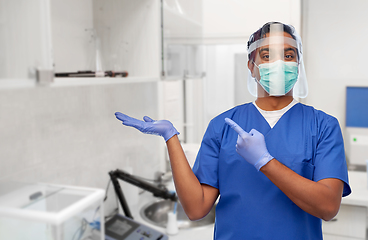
[346,86,368,128]
[345,86,368,167]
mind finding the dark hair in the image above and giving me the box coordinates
[247,22,297,62]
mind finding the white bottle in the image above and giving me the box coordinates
[166,211,179,235]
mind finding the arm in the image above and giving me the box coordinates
[260,159,343,221]
[166,136,219,220]
[114,113,219,220]
[225,118,344,221]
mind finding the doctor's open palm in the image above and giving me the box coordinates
[115,112,179,142]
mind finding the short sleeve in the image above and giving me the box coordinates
[192,121,221,189]
[314,116,351,197]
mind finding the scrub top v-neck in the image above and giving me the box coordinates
[253,99,298,128]
[192,102,351,240]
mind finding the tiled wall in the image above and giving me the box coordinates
[0,81,164,213]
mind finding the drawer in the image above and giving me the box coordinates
[322,205,366,239]
[323,233,365,240]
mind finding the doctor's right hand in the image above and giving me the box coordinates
[225,118,274,171]
[115,112,179,142]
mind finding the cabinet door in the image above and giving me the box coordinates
[0,0,52,80]
[322,205,366,239]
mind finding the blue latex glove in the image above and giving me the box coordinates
[225,118,274,171]
[115,112,179,142]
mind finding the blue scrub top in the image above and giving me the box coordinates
[192,103,351,240]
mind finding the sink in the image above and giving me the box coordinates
[140,199,215,229]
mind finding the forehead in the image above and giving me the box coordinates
[248,32,298,55]
[261,32,295,50]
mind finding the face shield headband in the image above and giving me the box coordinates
[248,37,298,56]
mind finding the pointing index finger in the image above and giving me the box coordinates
[225,118,250,138]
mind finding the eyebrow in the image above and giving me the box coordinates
[259,48,269,54]
[259,47,296,53]
[284,47,296,53]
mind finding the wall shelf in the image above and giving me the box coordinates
[51,76,159,88]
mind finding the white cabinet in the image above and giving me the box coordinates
[52,0,160,78]
[0,0,162,87]
[323,205,367,240]
[0,0,53,81]
[322,171,368,240]
[323,235,365,240]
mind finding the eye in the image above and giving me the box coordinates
[261,53,270,61]
[284,52,296,61]
[285,54,293,59]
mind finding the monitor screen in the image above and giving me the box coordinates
[346,86,368,128]
[107,219,132,236]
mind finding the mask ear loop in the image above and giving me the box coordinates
[251,60,270,96]
[250,60,262,84]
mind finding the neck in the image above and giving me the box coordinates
[255,96,294,111]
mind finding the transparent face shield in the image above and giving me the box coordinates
[247,24,308,98]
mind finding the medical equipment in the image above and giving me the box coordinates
[345,86,368,167]
[105,214,167,240]
[247,22,308,98]
[109,169,177,218]
[105,169,175,240]
[165,211,178,235]
[0,182,105,240]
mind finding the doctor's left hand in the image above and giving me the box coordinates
[225,118,274,171]
[115,112,179,142]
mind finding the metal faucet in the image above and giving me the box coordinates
[154,171,173,189]
[109,169,177,219]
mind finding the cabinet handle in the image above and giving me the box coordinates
[329,218,338,222]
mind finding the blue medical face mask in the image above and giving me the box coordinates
[254,60,299,96]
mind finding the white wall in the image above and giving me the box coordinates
[203,44,251,126]
[202,0,301,44]
[302,0,368,128]
[0,82,163,214]
[163,0,203,42]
